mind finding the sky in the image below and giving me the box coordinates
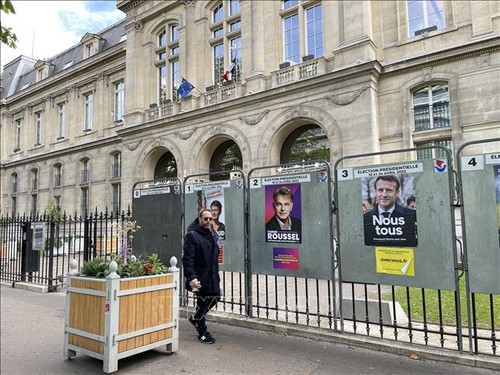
[1,1,125,71]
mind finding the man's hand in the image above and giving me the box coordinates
[189,278,201,289]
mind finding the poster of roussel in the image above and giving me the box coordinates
[265,183,302,244]
[360,163,421,247]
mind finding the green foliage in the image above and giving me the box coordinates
[1,0,18,48]
[45,201,63,223]
[288,127,330,163]
[384,278,500,328]
[81,253,168,278]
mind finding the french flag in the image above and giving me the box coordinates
[222,56,236,82]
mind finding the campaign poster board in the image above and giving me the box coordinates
[184,178,245,272]
[460,152,500,294]
[337,159,456,290]
[248,170,333,280]
[132,181,183,265]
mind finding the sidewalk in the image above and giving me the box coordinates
[1,284,498,375]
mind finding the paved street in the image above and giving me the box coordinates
[1,284,498,375]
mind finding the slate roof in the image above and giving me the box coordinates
[1,19,125,100]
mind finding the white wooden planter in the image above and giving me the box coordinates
[63,257,180,374]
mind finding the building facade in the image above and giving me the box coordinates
[1,0,499,216]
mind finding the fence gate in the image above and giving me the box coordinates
[132,178,183,265]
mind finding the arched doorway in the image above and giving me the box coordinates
[209,140,243,181]
[154,152,178,179]
[280,125,330,164]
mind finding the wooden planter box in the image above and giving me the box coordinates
[63,259,180,374]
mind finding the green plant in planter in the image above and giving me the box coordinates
[82,253,167,278]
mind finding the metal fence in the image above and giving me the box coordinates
[1,210,497,358]
[0,209,132,291]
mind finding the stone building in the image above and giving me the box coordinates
[1,0,499,216]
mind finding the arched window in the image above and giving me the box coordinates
[280,125,329,164]
[154,152,178,179]
[209,140,242,181]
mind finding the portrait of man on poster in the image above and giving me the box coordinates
[265,186,302,244]
[363,174,418,247]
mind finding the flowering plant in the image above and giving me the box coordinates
[82,219,168,278]
[111,219,141,262]
[81,252,168,278]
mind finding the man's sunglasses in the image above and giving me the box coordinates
[202,217,213,221]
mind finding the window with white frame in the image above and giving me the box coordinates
[84,93,93,131]
[111,152,121,178]
[412,84,450,131]
[283,0,298,9]
[112,184,121,213]
[58,103,66,139]
[156,24,180,103]
[35,112,42,145]
[210,1,242,87]
[407,0,445,37]
[281,1,323,65]
[14,118,22,151]
[114,82,125,122]
[86,43,94,57]
[415,139,451,160]
[54,164,62,188]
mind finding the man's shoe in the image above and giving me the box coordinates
[198,333,215,344]
[188,315,199,331]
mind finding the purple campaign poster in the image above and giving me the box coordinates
[273,247,299,270]
[265,183,302,244]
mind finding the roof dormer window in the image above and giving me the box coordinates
[34,59,51,82]
[81,33,103,59]
[86,43,94,57]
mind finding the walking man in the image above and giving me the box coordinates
[183,209,221,344]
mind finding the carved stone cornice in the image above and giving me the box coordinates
[326,85,369,106]
[239,110,269,126]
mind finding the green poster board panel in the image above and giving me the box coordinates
[460,152,500,294]
[248,171,333,280]
[337,159,456,290]
[132,182,183,266]
[184,178,245,272]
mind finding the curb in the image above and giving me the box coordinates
[181,308,499,372]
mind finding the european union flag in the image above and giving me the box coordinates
[177,78,194,100]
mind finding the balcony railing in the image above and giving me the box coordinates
[146,101,180,121]
[272,57,326,87]
[203,82,242,107]
[142,57,327,122]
